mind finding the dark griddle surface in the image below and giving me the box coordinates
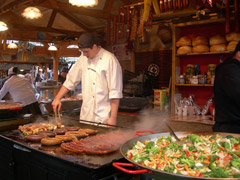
[0,118,125,170]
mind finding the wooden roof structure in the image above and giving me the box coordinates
[0,0,133,43]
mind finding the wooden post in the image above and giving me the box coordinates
[131,51,135,73]
[44,64,48,79]
[53,51,59,97]
[53,52,59,82]
[235,0,239,32]
[225,0,230,33]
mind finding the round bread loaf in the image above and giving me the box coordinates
[176,36,191,47]
[227,41,239,51]
[226,32,240,42]
[192,45,209,53]
[177,46,192,55]
[210,44,227,52]
[209,35,226,45]
[192,36,209,46]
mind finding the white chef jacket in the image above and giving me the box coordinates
[63,48,123,123]
[0,75,37,106]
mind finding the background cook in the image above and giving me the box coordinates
[0,67,41,115]
[213,42,240,133]
[52,32,123,126]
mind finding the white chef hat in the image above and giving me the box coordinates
[8,67,18,76]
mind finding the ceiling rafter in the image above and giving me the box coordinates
[0,0,46,16]
[10,23,82,36]
[5,10,80,40]
[39,1,110,19]
[0,0,31,16]
[47,10,57,28]
[57,11,90,32]
[5,29,55,42]
[103,0,115,12]
[48,0,59,9]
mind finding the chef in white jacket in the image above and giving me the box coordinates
[52,32,123,125]
[0,67,41,115]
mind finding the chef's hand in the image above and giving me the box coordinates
[107,117,117,128]
[52,99,62,113]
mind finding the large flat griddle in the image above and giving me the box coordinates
[0,115,130,170]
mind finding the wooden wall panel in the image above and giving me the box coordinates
[135,50,172,89]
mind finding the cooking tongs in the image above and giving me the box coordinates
[55,109,62,128]
[165,120,192,145]
[164,120,181,141]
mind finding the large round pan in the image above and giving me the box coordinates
[113,131,240,180]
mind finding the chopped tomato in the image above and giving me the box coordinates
[224,156,232,160]
[234,144,240,150]
[185,150,190,157]
[129,152,133,159]
[202,160,210,165]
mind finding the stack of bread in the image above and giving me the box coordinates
[192,36,209,53]
[209,35,227,52]
[176,36,192,55]
[226,32,240,51]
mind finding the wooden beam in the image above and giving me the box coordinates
[32,46,81,57]
[0,0,32,16]
[0,60,55,64]
[48,0,59,9]
[9,23,82,36]
[47,10,57,28]
[6,29,55,42]
[58,11,90,32]
[104,0,115,12]
[39,1,109,19]
[32,46,51,58]
[0,47,18,55]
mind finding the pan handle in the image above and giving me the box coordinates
[112,162,149,174]
[135,130,155,136]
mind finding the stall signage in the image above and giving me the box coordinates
[112,44,131,61]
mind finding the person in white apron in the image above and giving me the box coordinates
[52,32,123,125]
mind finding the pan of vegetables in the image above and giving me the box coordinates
[113,131,240,180]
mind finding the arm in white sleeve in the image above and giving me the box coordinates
[63,57,83,91]
[106,56,123,99]
[0,83,9,100]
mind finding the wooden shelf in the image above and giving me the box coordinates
[176,84,213,87]
[176,51,233,57]
[170,115,215,125]
[170,19,229,114]
[174,17,232,27]
[0,60,66,65]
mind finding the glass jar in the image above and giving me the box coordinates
[191,75,198,84]
[179,75,185,84]
[185,64,196,84]
[198,74,205,84]
[207,64,216,84]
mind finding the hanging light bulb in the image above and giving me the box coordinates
[48,45,58,51]
[8,42,18,49]
[0,21,8,31]
[22,6,42,19]
[69,0,98,7]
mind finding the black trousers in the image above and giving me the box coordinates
[213,122,240,134]
[21,102,42,115]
